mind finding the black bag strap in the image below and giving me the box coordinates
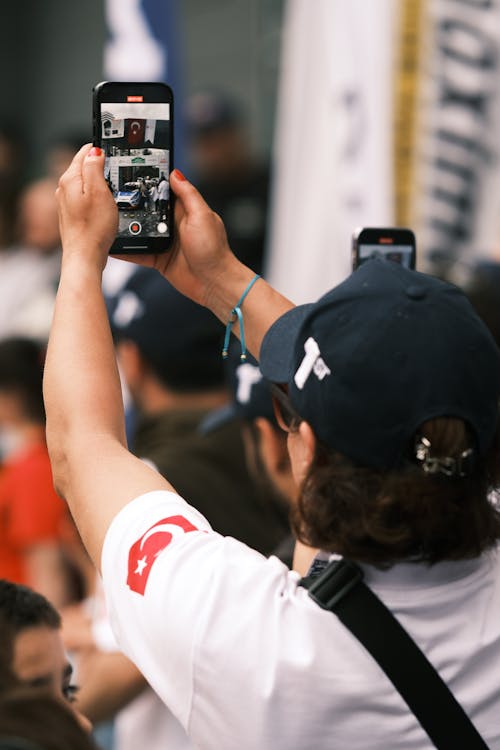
[300,559,489,750]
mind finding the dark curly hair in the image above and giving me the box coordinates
[292,416,500,566]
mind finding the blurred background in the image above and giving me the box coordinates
[0,0,500,294]
[0,0,283,179]
[0,0,499,298]
[0,0,500,302]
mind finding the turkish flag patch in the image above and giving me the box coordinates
[127,515,199,595]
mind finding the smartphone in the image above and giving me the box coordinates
[352,227,416,270]
[93,81,174,254]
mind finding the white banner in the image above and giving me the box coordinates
[267,0,398,303]
[414,0,500,277]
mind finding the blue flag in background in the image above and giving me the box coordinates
[104,0,185,168]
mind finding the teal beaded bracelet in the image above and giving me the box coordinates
[222,274,261,362]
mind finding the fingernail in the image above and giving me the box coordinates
[172,168,186,181]
[88,146,102,157]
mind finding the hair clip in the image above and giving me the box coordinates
[414,436,476,478]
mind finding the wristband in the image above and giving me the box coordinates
[222,274,261,362]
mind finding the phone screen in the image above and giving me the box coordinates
[356,243,415,268]
[101,100,171,240]
[352,228,416,271]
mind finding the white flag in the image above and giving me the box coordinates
[267,0,398,303]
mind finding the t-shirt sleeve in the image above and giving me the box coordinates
[101,490,216,728]
[101,490,301,737]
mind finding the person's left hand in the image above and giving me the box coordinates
[56,144,118,272]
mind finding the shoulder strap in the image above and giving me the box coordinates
[300,559,489,750]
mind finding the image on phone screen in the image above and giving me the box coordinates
[357,244,415,268]
[99,99,171,240]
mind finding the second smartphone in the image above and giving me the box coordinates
[93,81,174,254]
[352,227,416,271]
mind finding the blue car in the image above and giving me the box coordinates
[115,182,142,210]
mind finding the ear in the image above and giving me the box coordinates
[288,421,317,486]
[253,417,298,503]
[297,421,317,469]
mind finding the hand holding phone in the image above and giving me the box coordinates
[352,227,416,270]
[93,81,174,254]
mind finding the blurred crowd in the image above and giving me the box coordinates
[0,90,499,750]
[0,92,284,749]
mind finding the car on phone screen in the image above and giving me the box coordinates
[115,182,142,210]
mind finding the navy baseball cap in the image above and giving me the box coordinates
[110,269,224,391]
[199,349,276,434]
[260,258,500,469]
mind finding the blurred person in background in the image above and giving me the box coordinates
[0,578,92,739]
[0,583,97,748]
[45,132,88,183]
[0,124,24,252]
[203,348,298,567]
[0,132,83,341]
[185,91,270,275]
[0,688,98,750]
[17,178,61,254]
[0,178,60,341]
[0,338,90,607]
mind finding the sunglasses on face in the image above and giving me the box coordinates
[270,383,302,433]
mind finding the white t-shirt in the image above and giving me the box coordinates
[102,490,500,749]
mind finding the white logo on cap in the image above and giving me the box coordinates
[236,363,262,404]
[113,291,145,328]
[294,337,331,390]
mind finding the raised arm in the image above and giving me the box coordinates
[43,145,293,570]
[44,146,170,567]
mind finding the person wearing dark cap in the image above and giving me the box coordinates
[45,147,500,749]
[203,349,298,568]
[110,268,288,554]
[185,91,270,275]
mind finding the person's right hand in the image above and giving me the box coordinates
[56,144,118,273]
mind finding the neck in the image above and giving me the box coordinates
[292,541,319,577]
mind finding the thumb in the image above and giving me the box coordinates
[170,169,210,216]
